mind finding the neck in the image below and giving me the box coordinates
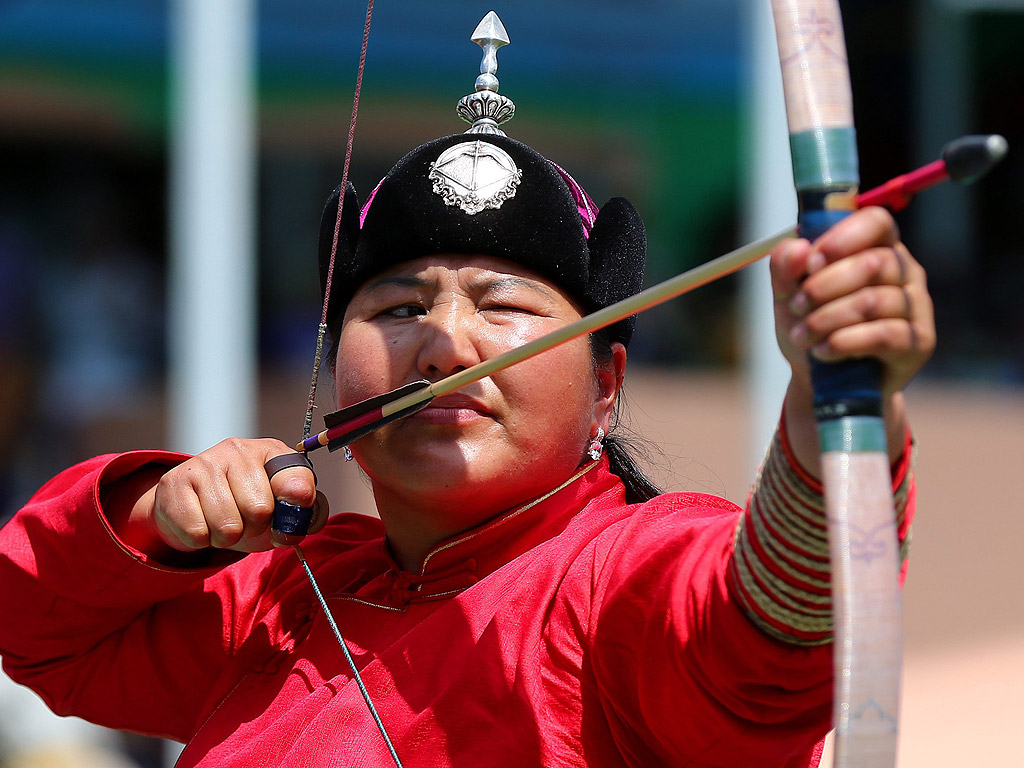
[371,460,601,572]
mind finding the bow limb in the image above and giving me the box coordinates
[768,2,903,766]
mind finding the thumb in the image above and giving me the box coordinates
[770,237,813,303]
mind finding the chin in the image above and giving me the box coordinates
[361,423,583,504]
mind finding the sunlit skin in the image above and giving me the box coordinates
[106,207,933,573]
[334,254,623,569]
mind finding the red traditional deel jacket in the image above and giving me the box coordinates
[0,449,885,767]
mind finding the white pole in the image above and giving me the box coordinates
[168,0,257,454]
[740,0,795,474]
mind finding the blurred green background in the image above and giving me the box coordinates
[2,0,1021,550]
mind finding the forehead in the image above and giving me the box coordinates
[353,253,574,300]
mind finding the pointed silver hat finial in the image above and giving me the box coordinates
[457,11,516,135]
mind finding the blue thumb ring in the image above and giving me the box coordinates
[264,453,318,536]
[272,500,316,536]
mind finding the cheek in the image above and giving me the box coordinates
[465,317,545,367]
[501,318,548,351]
[333,326,404,407]
[503,342,596,432]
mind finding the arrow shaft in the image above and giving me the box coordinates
[298,225,795,454]
[393,227,792,409]
[856,159,948,211]
[303,138,998,455]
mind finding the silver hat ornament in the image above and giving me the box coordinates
[457,10,515,135]
[429,11,522,215]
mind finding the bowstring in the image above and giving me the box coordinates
[303,0,375,440]
[294,2,403,766]
[294,547,403,767]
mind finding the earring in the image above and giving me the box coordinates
[343,445,354,462]
[587,426,605,462]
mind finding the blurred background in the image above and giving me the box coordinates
[0,0,1020,766]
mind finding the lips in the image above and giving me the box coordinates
[413,394,492,425]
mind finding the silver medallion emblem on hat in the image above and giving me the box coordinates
[429,12,522,215]
[430,140,522,215]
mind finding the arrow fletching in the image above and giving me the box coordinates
[297,380,433,453]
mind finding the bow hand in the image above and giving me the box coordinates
[770,207,935,473]
[106,438,328,562]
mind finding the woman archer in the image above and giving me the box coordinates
[0,19,933,768]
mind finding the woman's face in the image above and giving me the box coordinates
[334,254,619,517]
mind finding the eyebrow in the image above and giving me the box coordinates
[362,274,557,301]
[471,276,558,301]
[362,276,433,293]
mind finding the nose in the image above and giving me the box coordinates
[416,299,482,378]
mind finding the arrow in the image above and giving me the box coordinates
[297,226,792,453]
[296,135,1006,456]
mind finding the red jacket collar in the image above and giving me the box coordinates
[378,459,624,605]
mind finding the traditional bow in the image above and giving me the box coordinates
[769,1,903,765]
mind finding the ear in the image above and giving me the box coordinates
[593,341,627,434]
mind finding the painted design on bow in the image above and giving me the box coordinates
[778,9,844,66]
[850,698,899,734]
[828,517,899,563]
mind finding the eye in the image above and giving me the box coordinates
[380,304,426,319]
[477,280,553,318]
[481,303,532,314]
[479,296,545,317]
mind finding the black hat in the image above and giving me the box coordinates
[318,134,646,346]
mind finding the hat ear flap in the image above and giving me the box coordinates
[585,197,647,345]
[318,182,361,327]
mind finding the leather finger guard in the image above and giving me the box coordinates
[265,452,318,484]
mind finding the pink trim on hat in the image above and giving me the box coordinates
[549,161,598,239]
[358,159,599,238]
[359,177,386,228]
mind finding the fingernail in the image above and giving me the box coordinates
[789,292,810,317]
[790,323,807,345]
[807,251,826,274]
[811,341,830,358]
